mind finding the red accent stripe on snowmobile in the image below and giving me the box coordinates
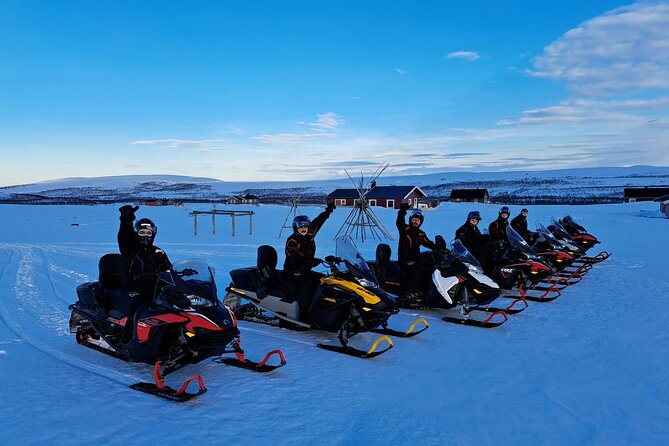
[180,312,223,332]
[137,314,189,343]
[108,316,127,327]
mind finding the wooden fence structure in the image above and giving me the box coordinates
[190,210,255,236]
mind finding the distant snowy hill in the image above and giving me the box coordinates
[1,166,669,204]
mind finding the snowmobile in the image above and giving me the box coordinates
[69,256,285,402]
[528,221,594,285]
[369,237,514,328]
[484,226,560,302]
[558,215,611,260]
[549,217,611,264]
[529,222,576,272]
[224,236,427,359]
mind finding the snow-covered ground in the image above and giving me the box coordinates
[1,201,668,445]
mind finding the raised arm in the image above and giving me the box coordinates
[117,205,139,257]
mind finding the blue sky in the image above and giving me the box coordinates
[1,0,668,186]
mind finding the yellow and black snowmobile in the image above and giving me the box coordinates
[224,236,428,358]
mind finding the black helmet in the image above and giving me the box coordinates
[467,211,481,221]
[292,215,311,235]
[521,208,529,213]
[409,209,424,227]
[499,206,510,216]
[134,218,157,246]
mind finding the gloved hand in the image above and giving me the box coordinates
[325,255,341,264]
[119,205,139,222]
[327,202,336,212]
[400,202,410,211]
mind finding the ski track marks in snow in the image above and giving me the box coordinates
[0,245,141,386]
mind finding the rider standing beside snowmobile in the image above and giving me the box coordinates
[118,205,172,289]
[396,203,437,304]
[283,203,335,319]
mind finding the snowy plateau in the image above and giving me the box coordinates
[1,171,668,446]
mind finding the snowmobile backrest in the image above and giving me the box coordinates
[257,245,278,280]
[376,243,392,265]
[98,254,125,289]
[434,235,446,250]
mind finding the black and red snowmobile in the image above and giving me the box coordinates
[369,237,514,328]
[483,226,560,302]
[557,215,611,261]
[69,256,285,402]
[549,216,611,264]
[528,221,594,285]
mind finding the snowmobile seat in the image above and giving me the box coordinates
[256,245,297,299]
[370,243,404,293]
[99,254,126,289]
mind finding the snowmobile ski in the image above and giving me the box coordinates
[317,335,394,359]
[441,308,508,328]
[504,286,560,302]
[474,297,528,315]
[370,317,429,338]
[130,361,207,402]
[215,348,286,372]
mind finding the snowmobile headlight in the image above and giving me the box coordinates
[186,294,214,307]
[356,278,376,288]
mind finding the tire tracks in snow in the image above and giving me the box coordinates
[0,245,141,386]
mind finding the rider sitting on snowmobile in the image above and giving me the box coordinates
[396,203,437,305]
[488,206,510,244]
[118,205,172,288]
[283,203,335,319]
[117,205,172,340]
[455,210,491,270]
[510,208,534,243]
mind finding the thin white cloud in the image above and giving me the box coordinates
[309,111,343,130]
[254,112,343,144]
[395,68,409,75]
[129,139,225,151]
[446,51,480,61]
[252,133,338,144]
[529,2,669,96]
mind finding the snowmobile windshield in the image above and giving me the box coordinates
[538,221,580,252]
[451,239,485,273]
[163,258,218,306]
[550,217,576,243]
[172,259,214,284]
[562,214,587,234]
[506,225,540,260]
[335,235,379,288]
[536,221,562,245]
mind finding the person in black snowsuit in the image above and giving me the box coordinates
[117,205,172,339]
[283,203,335,320]
[455,210,488,263]
[488,206,510,244]
[510,208,534,242]
[396,203,437,305]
